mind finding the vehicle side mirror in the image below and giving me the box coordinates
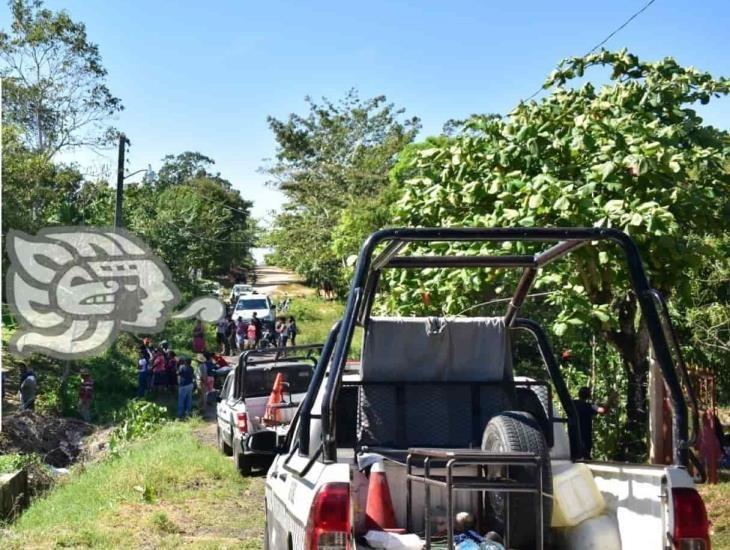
[247,430,280,454]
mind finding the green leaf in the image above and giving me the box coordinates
[598,161,616,181]
[553,322,568,337]
[528,193,543,209]
[554,196,571,211]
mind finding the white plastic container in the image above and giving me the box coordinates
[551,463,605,527]
[555,513,622,550]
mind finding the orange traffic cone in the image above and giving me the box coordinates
[263,373,285,425]
[365,460,398,531]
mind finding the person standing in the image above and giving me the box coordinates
[192,320,206,353]
[573,386,607,459]
[225,316,236,355]
[78,369,94,422]
[177,358,194,419]
[139,338,153,363]
[137,353,149,397]
[196,354,209,412]
[216,315,228,354]
[246,321,257,350]
[275,317,286,348]
[251,311,262,348]
[235,318,246,352]
[19,365,37,411]
[287,316,298,347]
[165,351,178,394]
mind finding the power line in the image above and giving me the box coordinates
[162,219,251,245]
[524,0,659,101]
[585,0,657,55]
[181,184,251,216]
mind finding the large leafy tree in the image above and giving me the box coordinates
[127,153,254,286]
[0,0,123,156]
[265,90,420,290]
[1,124,84,234]
[387,50,729,458]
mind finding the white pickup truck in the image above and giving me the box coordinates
[259,227,710,550]
[215,346,321,475]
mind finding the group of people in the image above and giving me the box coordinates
[137,336,235,418]
[137,337,196,418]
[204,314,299,355]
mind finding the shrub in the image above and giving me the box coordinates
[108,400,168,453]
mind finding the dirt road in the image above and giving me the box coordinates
[254,266,315,297]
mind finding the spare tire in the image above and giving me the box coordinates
[481,411,552,548]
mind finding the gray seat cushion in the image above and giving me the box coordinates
[358,384,513,448]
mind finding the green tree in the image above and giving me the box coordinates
[156,151,218,189]
[387,50,729,459]
[1,124,84,235]
[265,90,420,291]
[0,0,123,157]
[126,153,254,287]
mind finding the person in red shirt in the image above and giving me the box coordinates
[78,369,94,422]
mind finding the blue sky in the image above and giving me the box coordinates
[39,0,730,222]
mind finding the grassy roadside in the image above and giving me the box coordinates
[3,420,263,549]
[286,296,362,358]
[699,475,730,549]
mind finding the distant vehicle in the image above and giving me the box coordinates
[216,345,321,474]
[229,283,254,305]
[201,280,222,298]
[232,294,275,326]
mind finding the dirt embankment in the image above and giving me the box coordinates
[0,411,95,467]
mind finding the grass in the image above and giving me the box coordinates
[4,420,264,549]
[699,473,730,549]
[2,303,218,423]
[285,295,362,358]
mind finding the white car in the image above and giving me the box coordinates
[229,283,254,304]
[232,294,275,325]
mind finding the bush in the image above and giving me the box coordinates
[108,400,168,453]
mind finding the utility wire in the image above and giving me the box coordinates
[523,0,659,102]
[162,219,251,245]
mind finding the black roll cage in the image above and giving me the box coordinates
[233,344,323,400]
[298,227,695,469]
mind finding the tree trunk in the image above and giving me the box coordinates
[605,292,652,461]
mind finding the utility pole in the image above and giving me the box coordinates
[114,133,130,228]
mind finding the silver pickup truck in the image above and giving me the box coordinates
[259,227,710,550]
[215,346,321,475]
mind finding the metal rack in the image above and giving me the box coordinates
[405,448,544,549]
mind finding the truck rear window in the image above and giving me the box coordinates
[244,366,313,397]
[236,298,268,310]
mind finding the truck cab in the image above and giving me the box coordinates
[263,227,710,550]
[215,345,321,475]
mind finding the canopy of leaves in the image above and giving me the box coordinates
[387,50,729,327]
[265,90,420,290]
[0,0,123,156]
[384,50,729,454]
[126,158,255,287]
[1,124,84,234]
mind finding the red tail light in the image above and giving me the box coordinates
[305,482,351,550]
[235,412,248,434]
[672,488,711,550]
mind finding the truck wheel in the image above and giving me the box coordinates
[481,411,552,548]
[217,426,232,456]
[236,452,252,476]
